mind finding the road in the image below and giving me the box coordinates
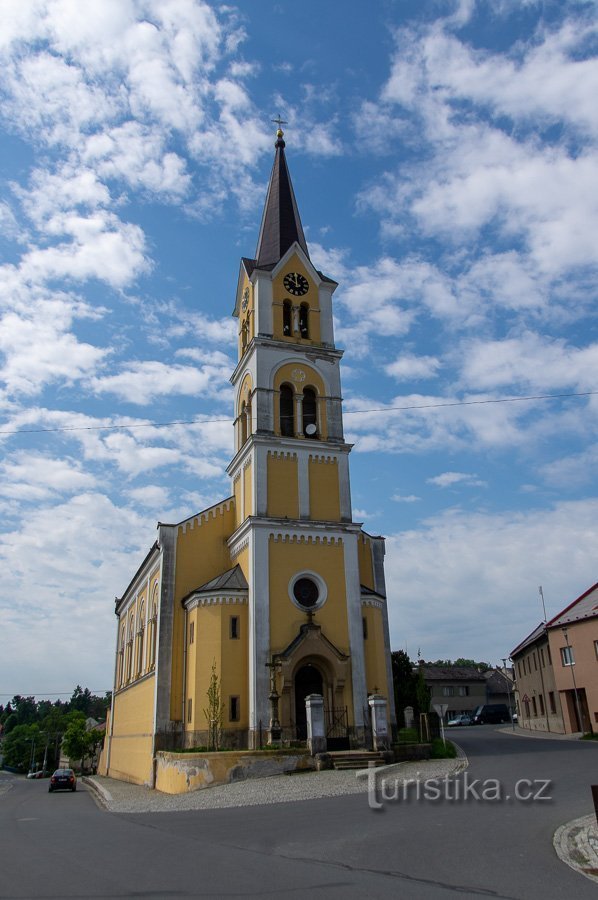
[0,727,596,899]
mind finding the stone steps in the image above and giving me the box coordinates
[328,751,387,770]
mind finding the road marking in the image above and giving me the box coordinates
[17,817,38,821]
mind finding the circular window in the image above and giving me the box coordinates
[288,571,327,612]
[293,577,319,608]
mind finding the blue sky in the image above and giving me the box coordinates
[1,0,597,699]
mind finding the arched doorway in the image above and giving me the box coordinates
[294,664,323,740]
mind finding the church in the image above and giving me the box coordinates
[100,127,396,786]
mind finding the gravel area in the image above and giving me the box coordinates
[86,757,466,814]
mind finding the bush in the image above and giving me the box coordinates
[430,738,457,759]
[396,727,419,743]
[580,732,598,741]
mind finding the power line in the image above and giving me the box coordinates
[0,389,595,436]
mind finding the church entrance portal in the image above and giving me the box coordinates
[294,664,323,740]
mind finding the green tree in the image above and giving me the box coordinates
[2,724,42,771]
[203,660,223,751]
[62,717,88,763]
[415,667,431,716]
[391,650,417,727]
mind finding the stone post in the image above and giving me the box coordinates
[305,693,326,755]
[404,705,414,729]
[369,694,390,751]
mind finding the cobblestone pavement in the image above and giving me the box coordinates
[85,756,466,814]
[554,815,598,885]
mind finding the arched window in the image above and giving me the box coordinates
[125,611,134,682]
[302,387,318,437]
[149,586,158,670]
[117,623,126,687]
[136,601,145,676]
[283,300,292,336]
[240,401,248,446]
[280,383,295,437]
[299,303,309,339]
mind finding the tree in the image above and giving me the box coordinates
[415,668,431,716]
[62,717,88,763]
[2,724,42,772]
[203,660,223,751]
[391,651,418,727]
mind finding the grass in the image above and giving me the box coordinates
[430,738,457,759]
[580,732,598,741]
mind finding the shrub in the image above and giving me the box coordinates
[430,738,457,759]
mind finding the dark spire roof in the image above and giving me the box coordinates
[255,129,309,268]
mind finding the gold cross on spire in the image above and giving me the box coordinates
[272,114,288,130]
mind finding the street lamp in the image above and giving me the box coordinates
[562,626,584,734]
[502,658,516,731]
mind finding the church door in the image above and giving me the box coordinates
[294,664,323,740]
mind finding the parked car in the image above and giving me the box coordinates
[447,714,473,727]
[471,704,510,724]
[48,768,77,792]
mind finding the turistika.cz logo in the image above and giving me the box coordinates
[367,767,552,810]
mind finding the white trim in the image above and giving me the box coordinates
[185,594,248,611]
[343,533,368,726]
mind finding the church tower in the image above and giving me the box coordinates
[102,128,396,786]
[226,127,395,745]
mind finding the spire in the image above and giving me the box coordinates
[255,125,310,268]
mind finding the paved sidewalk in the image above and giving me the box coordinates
[554,815,598,885]
[496,724,585,740]
[84,754,467,814]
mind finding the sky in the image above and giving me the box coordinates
[1,0,597,701]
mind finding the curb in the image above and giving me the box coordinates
[355,743,468,781]
[82,776,113,809]
[554,814,598,884]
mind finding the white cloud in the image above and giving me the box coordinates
[392,494,421,503]
[385,498,598,662]
[385,353,441,381]
[427,471,486,488]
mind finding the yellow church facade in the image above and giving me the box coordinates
[100,129,396,787]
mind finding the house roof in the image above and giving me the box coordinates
[484,668,514,694]
[510,622,547,658]
[547,581,598,628]
[418,665,487,683]
[255,130,309,268]
[182,565,248,603]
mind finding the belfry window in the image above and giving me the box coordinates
[302,387,317,437]
[280,383,295,436]
[299,303,309,338]
[240,401,248,446]
[283,300,292,336]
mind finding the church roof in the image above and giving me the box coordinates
[360,584,386,601]
[254,129,310,268]
[184,564,248,599]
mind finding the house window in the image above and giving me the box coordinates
[458,686,469,697]
[546,645,552,665]
[524,699,530,718]
[540,648,545,668]
[517,662,522,679]
[283,300,292,336]
[538,694,545,716]
[560,646,575,666]
[532,697,537,717]
[189,621,194,645]
[187,698,192,724]
[279,384,295,436]
[549,692,556,714]
[230,616,239,640]
[594,640,598,660]
[299,302,309,338]
[229,696,240,722]
[533,652,537,671]
[362,617,368,639]
[442,686,455,697]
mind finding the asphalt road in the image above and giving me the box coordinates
[1,727,596,899]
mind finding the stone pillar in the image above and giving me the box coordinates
[305,693,327,755]
[404,706,414,729]
[369,695,390,751]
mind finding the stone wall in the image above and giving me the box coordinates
[155,749,313,794]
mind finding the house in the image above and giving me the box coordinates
[484,667,516,715]
[98,127,396,787]
[419,665,487,719]
[510,581,598,734]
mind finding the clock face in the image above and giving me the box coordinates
[283,272,309,296]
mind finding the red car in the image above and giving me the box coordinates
[48,768,77,792]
